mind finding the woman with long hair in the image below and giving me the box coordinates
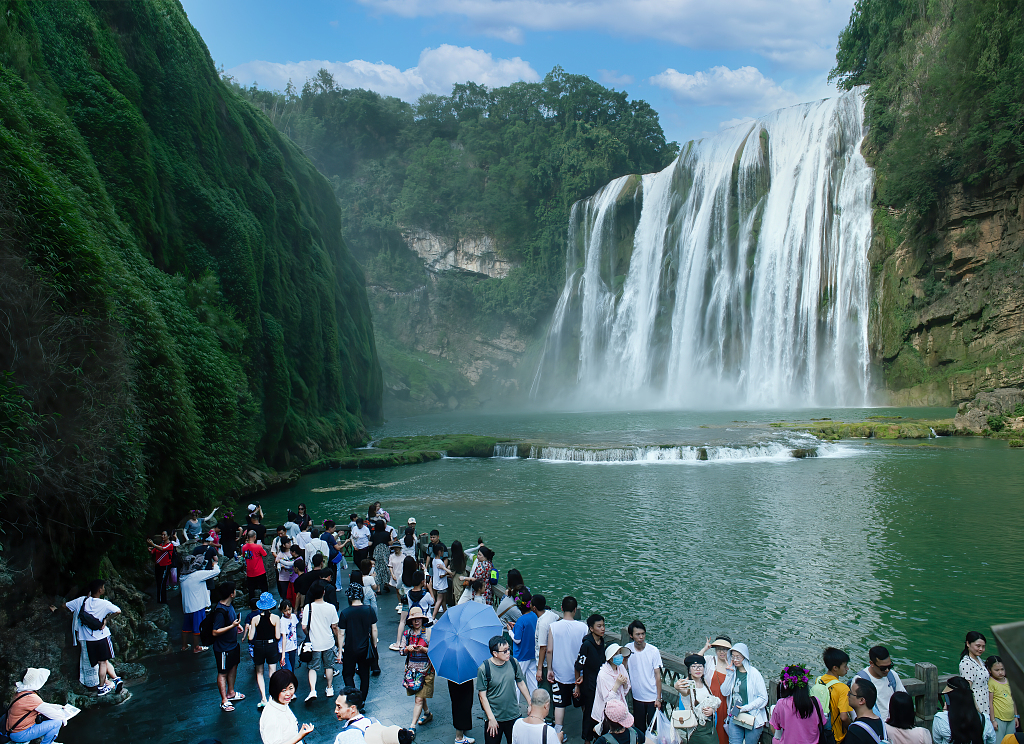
[932,676,996,744]
[400,607,435,737]
[449,540,470,605]
[401,527,418,559]
[370,520,393,593]
[675,654,721,744]
[390,556,423,651]
[294,503,312,532]
[768,665,821,744]
[884,692,930,744]
[722,643,768,744]
[470,546,495,606]
[260,668,314,744]
[700,636,733,744]
[959,632,990,715]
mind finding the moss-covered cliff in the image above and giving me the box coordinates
[0,0,382,580]
[832,0,1024,404]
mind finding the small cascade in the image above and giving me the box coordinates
[532,88,874,408]
[930,428,939,438]
[525,443,826,462]
[492,443,521,458]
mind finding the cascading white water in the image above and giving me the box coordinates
[531,88,874,408]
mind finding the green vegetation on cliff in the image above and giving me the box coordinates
[0,0,382,579]
[233,71,678,329]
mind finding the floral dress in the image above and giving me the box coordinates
[471,559,493,605]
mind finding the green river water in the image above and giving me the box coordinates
[258,407,1024,677]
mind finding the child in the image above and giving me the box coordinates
[275,537,294,599]
[987,655,1017,741]
[430,543,452,620]
[278,600,299,672]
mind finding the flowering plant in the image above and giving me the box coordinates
[780,665,811,688]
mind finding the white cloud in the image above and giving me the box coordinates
[354,0,852,70]
[597,69,634,87]
[649,65,800,115]
[226,44,539,101]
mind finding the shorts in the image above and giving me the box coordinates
[183,609,206,634]
[216,645,241,674]
[252,639,280,666]
[406,671,435,699]
[309,647,337,671]
[551,680,579,708]
[86,637,114,666]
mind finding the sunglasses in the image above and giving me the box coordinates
[875,662,894,671]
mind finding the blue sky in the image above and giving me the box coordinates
[180,0,856,145]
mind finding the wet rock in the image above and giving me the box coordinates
[145,604,171,630]
[117,662,148,680]
[138,621,169,656]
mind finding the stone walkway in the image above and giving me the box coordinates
[70,581,585,744]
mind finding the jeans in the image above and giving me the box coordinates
[10,718,62,744]
[727,721,763,744]
[281,649,297,672]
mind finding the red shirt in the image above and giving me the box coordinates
[150,542,173,566]
[241,541,267,577]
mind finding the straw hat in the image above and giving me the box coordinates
[407,606,427,621]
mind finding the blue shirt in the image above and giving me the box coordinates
[513,610,538,663]
[212,603,239,654]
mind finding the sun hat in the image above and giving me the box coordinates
[256,592,277,611]
[605,643,631,662]
[407,606,427,621]
[710,637,732,650]
[604,699,634,729]
[16,668,50,692]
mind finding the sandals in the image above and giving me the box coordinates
[407,727,417,740]
[221,701,235,712]
[228,692,245,701]
[389,643,401,651]
[418,712,433,725]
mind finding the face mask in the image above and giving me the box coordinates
[612,654,624,666]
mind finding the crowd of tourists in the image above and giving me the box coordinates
[13,501,1020,744]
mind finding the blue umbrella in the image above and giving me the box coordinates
[428,602,505,684]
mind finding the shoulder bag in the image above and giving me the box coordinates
[298,605,314,664]
[813,698,837,744]
[78,596,105,631]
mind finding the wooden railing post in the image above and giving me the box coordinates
[915,662,938,722]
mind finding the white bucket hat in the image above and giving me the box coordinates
[17,668,50,692]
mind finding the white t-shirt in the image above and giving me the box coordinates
[857,667,906,721]
[512,719,559,744]
[305,537,329,569]
[549,619,588,683]
[363,575,376,592]
[432,558,449,591]
[303,601,340,652]
[279,614,299,653]
[626,642,664,703]
[535,610,559,665]
[66,596,120,642]
[351,525,371,549]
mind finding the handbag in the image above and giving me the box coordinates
[404,666,425,691]
[298,606,314,664]
[734,712,756,730]
[673,693,698,730]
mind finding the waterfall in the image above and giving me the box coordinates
[531,88,874,408]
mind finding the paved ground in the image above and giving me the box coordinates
[71,581,586,744]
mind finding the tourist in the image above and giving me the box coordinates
[471,546,496,605]
[295,503,313,531]
[460,579,490,606]
[513,689,562,744]
[449,676,477,744]
[333,687,380,744]
[220,510,242,561]
[401,526,418,560]
[400,607,436,736]
[351,517,372,567]
[723,643,768,744]
[769,665,822,744]
[249,592,282,709]
[533,595,560,718]
[279,600,299,672]
[58,578,123,696]
[390,556,422,650]
[932,677,996,744]
[371,521,393,593]
[248,504,268,543]
[575,613,606,743]
[403,570,435,637]
[845,678,884,744]
[5,668,75,744]
[596,699,638,744]
[700,637,733,744]
[389,544,405,598]
[180,553,221,652]
[185,507,219,542]
[497,572,525,629]
[284,514,302,541]
[546,596,589,737]
[288,554,305,609]
[815,647,853,743]
[884,692,930,744]
[986,656,1017,740]
[855,646,906,722]
[243,529,271,598]
[272,526,289,555]
[211,581,244,711]
[322,520,340,577]
[430,543,453,620]
[478,635,531,744]
[591,644,631,738]
[299,583,342,702]
[305,528,330,574]
[510,588,538,687]
[260,668,315,744]
[360,559,380,615]
[960,632,991,716]
[624,619,663,733]
[674,654,720,744]
[294,554,328,613]
[146,529,175,604]
[296,519,312,552]
[275,537,295,600]
[450,540,470,605]
[338,583,378,699]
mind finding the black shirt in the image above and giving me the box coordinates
[338,604,377,653]
[294,570,320,598]
[247,522,267,543]
[576,634,606,693]
[220,520,240,552]
[846,718,884,744]
[192,544,219,569]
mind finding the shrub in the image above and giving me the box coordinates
[987,415,1007,432]
[1009,439,1023,448]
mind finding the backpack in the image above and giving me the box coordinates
[78,596,105,631]
[850,720,889,744]
[170,547,183,569]
[810,676,841,726]
[0,692,41,744]
[488,568,499,586]
[199,605,228,647]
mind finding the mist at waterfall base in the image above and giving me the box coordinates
[530,88,873,411]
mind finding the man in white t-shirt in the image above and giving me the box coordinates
[350,518,372,566]
[302,583,342,702]
[855,645,906,721]
[625,619,663,733]
[545,596,589,737]
[58,578,123,696]
[532,595,560,723]
[305,527,330,572]
[512,689,563,744]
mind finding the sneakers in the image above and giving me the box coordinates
[455,737,476,744]
[325,686,334,697]
[97,683,113,696]
[112,677,124,694]
[305,691,317,702]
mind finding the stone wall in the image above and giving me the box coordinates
[403,229,514,278]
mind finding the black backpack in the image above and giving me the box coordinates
[199,605,228,646]
[0,692,41,743]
